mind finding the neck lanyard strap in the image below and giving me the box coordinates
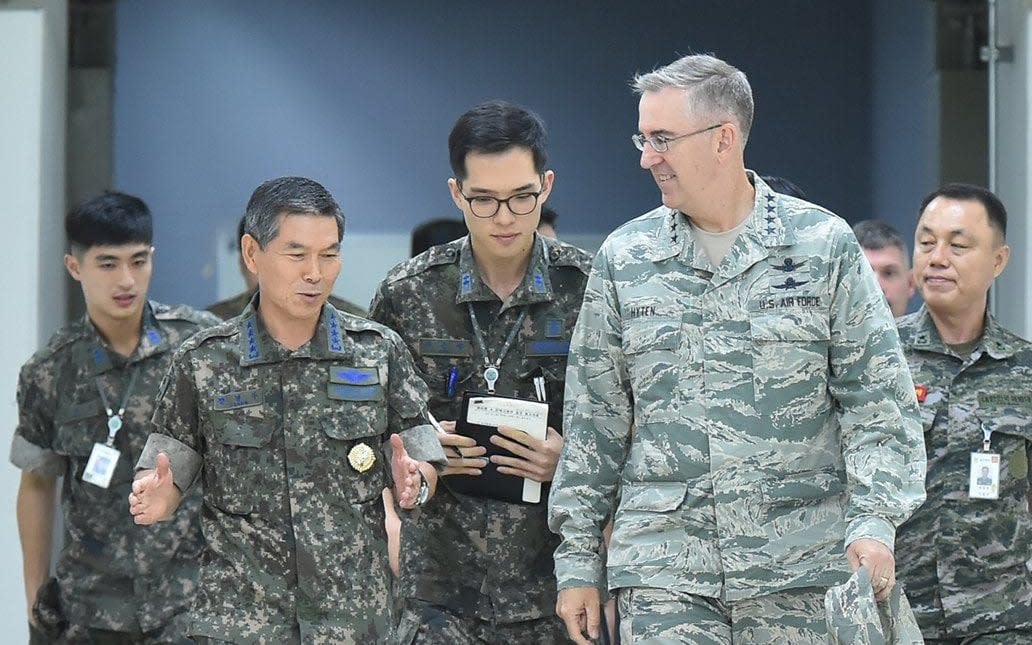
[95,366,140,445]
[467,302,527,370]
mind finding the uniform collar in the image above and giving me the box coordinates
[84,301,168,374]
[238,297,351,366]
[646,171,794,283]
[455,234,554,310]
[908,304,1016,360]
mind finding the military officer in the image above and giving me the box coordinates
[129,176,445,643]
[895,183,1032,642]
[548,53,927,644]
[370,101,592,643]
[12,192,217,643]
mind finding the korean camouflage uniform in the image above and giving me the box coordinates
[895,307,1032,642]
[548,173,927,642]
[369,235,591,643]
[137,300,445,644]
[207,288,366,321]
[10,302,218,642]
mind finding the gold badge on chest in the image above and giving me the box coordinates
[347,442,376,473]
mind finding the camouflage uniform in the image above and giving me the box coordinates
[137,300,445,644]
[825,566,923,644]
[548,173,927,640]
[207,288,366,320]
[369,235,591,643]
[895,307,1032,642]
[10,302,218,642]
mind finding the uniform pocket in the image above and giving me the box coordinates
[750,312,831,429]
[206,411,276,514]
[53,403,133,491]
[608,481,689,569]
[622,319,681,424]
[321,401,389,505]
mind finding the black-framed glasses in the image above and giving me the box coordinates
[631,123,724,153]
[459,180,545,218]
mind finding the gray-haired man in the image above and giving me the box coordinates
[548,53,926,644]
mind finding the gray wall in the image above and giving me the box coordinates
[114,0,883,309]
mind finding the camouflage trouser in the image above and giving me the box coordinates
[395,599,573,644]
[926,630,1032,644]
[617,586,827,644]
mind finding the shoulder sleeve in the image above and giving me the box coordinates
[139,347,203,491]
[548,240,632,591]
[9,361,64,478]
[826,222,927,549]
[382,328,445,468]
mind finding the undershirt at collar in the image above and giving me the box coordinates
[689,215,751,268]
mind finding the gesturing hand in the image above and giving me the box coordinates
[128,452,180,525]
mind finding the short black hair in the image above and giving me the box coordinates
[919,183,1007,241]
[411,218,467,257]
[448,100,549,180]
[539,205,558,228]
[66,191,152,255]
[761,175,807,200]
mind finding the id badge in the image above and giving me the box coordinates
[82,443,120,489]
[969,451,1001,500]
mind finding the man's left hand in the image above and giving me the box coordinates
[489,426,563,482]
[846,538,896,601]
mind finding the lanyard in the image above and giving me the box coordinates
[95,366,140,446]
[467,302,527,394]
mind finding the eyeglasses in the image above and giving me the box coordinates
[631,123,724,153]
[459,180,544,218]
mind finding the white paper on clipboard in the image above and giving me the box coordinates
[466,396,549,503]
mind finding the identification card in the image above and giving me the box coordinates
[82,443,121,489]
[969,451,1001,500]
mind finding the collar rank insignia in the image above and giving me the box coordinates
[914,384,928,404]
[347,442,376,473]
[772,277,809,290]
[772,257,805,272]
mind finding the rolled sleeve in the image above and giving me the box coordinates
[9,434,63,479]
[380,423,447,471]
[136,433,202,492]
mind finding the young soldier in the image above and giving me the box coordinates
[12,192,218,642]
[370,100,592,643]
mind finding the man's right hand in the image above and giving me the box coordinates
[436,419,487,476]
[556,586,601,645]
[128,452,181,524]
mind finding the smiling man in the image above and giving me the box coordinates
[548,54,926,644]
[370,101,592,643]
[129,176,445,643]
[12,192,218,643]
[895,184,1032,642]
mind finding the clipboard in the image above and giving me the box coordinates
[444,391,549,504]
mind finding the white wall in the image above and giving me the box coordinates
[994,0,1032,339]
[0,0,67,636]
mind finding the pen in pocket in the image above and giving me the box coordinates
[533,376,546,403]
[446,366,459,398]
